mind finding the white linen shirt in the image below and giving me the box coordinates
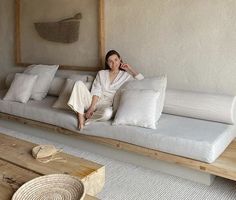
[91,70,144,107]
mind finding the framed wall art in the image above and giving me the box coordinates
[15,0,104,71]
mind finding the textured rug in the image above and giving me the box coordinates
[0,126,236,200]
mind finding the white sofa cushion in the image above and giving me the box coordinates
[113,89,160,129]
[24,64,59,100]
[163,89,236,124]
[113,75,167,123]
[3,73,38,103]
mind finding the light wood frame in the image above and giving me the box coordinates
[15,0,105,71]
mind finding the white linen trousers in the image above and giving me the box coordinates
[67,81,113,123]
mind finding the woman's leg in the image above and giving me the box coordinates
[78,113,85,130]
[85,106,113,125]
[67,81,92,130]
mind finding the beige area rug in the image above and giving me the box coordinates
[0,126,236,200]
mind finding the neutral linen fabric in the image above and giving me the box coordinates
[24,64,59,100]
[53,77,93,110]
[48,76,65,96]
[0,89,235,163]
[3,73,38,103]
[113,76,167,122]
[5,72,15,88]
[163,89,236,124]
[5,72,64,94]
[80,115,236,163]
[113,89,160,129]
[69,74,94,83]
[67,81,92,113]
[90,70,144,107]
[6,73,94,97]
[53,79,77,110]
[67,70,144,122]
[67,81,113,122]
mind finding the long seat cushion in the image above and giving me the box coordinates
[0,89,235,163]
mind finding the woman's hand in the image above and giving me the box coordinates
[85,106,95,119]
[85,95,99,119]
[120,63,138,77]
[120,63,131,72]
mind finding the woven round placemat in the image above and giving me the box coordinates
[12,174,85,200]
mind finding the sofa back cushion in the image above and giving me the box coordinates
[24,64,59,100]
[3,73,38,103]
[5,72,95,97]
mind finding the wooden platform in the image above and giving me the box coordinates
[0,132,104,200]
[0,112,236,182]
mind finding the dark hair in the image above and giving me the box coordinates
[105,50,124,70]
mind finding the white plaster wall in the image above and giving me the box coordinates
[105,0,236,95]
[1,0,236,95]
[0,0,23,89]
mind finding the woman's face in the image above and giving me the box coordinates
[107,54,121,71]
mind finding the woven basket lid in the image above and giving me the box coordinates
[12,174,86,200]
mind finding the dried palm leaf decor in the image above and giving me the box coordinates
[34,13,82,43]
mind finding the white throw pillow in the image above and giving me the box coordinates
[24,64,59,100]
[113,89,160,129]
[3,73,38,103]
[113,75,167,122]
[53,77,93,110]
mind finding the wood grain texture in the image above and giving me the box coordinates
[0,158,99,200]
[1,112,236,181]
[0,132,105,198]
[15,0,21,64]
[98,0,105,70]
[0,159,38,200]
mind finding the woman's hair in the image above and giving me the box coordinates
[105,50,124,70]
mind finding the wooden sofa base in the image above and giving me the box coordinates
[0,112,236,184]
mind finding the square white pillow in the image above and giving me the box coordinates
[24,64,59,100]
[113,89,160,129]
[52,77,93,110]
[3,73,38,103]
[113,75,167,123]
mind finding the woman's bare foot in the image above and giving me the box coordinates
[77,113,85,130]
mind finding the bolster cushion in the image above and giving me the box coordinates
[163,89,236,124]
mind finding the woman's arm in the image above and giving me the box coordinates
[85,95,99,119]
[120,63,144,80]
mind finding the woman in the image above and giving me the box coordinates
[68,50,144,130]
